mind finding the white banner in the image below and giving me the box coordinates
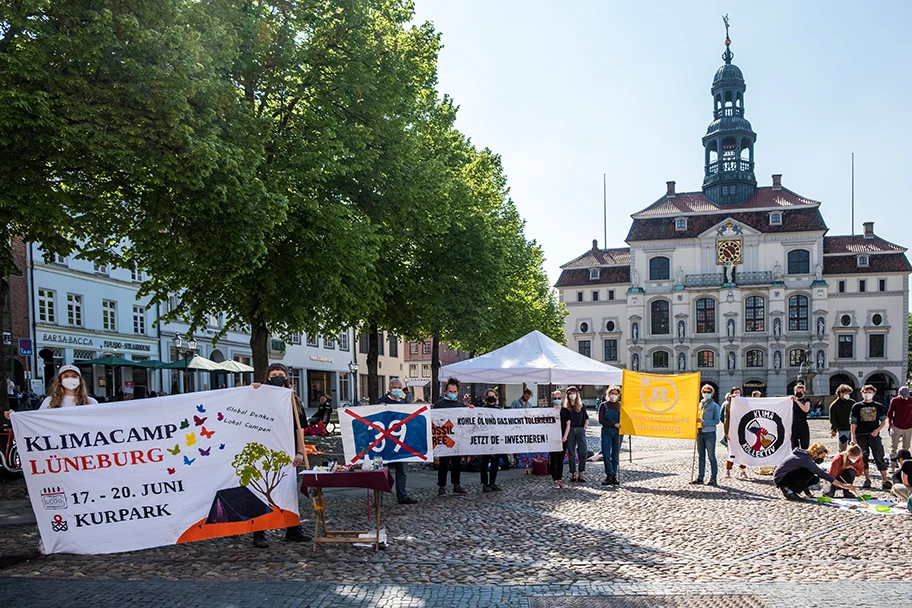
[431,407,562,457]
[339,404,432,465]
[11,386,300,555]
[728,396,794,467]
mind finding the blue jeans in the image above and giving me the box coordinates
[696,431,718,482]
[390,462,408,500]
[601,429,620,476]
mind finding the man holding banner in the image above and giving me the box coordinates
[378,378,418,504]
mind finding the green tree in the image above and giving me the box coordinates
[231,442,291,508]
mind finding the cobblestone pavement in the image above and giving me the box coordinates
[1,420,910,606]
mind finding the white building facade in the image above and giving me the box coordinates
[557,39,910,400]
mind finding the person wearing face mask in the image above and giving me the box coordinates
[4,366,98,417]
[723,387,749,479]
[564,387,589,482]
[549,390,570,489]
[251,363,310,548]
[598,386,622,486]
[886,386,912,471]
[378,378,418,505]
[478,389,504,492]
[692,384,721,486]
[775,442,855,500]
[433,377,471,496]
[850,383,891,490]
[825,444,863,498]
[790,383,811,450]
[829,384,855,453]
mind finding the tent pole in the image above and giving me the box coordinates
[628,435,632,464]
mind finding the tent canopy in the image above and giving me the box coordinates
[217,360,255,373]
[161,355,223,371]
[439,330,623,385]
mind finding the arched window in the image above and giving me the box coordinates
[649,257,670,281]
[788,295,809,331]
[652,351,669,368]
[745,349,764,368]
[787,250,810,275]
[697,350,715,368]
[650,300,670,335]
[789,348,807,367]
[695,298,716,333]
[744,296,765,332]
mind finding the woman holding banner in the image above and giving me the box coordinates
[691,384,721,487]
[4,366,97,418]
[723,387,748,479]
[598,386,622,486]
[549,390,570,489]
[565,387,589,482]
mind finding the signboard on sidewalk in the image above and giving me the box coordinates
[10,386,300,555]
[339,404,432,465]
[429,407,562,457]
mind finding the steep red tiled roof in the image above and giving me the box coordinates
[626,208,827,241]
[632,187,819,218]
[561,247,631,269]
[823,235,906,254]
[555,266,630,288]
[823,253,912,275]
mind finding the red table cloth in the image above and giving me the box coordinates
[300,467,394,497]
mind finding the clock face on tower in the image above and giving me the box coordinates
[717,239,743,264]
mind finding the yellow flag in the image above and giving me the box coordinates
[619,370,701,439]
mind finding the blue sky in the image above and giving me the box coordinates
[412,1,912,285]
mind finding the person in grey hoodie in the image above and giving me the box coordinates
[691,384,721,486]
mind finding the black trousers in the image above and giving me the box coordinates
[855,433,888,472]
[549,447,567,481]
[480,454,500,486]
[437,456,461,487]
[778,468,819,494]
[791,422,810,450]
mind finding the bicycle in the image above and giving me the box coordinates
[0,423,22,475]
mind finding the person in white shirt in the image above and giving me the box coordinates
[4,365,97,419]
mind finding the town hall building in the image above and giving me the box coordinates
[556,30,910,400]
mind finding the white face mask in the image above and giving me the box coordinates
[568,394,577,400]
[848,457,859,463]
[61,377,80,391]
[862,393,874,401]
[608,394,619,402]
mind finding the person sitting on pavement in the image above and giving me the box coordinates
[433,378,472,496]
[890,449,911,503]
[598,385,622,486]
[564,386,589,483]
[850,384,892,491]
[510,388,533,409]
[692,384,721,487]
[5,366,98,420]
[723,387,748,480]
[887,387,912,472]
[826,444,864,498]
[308,394,332,426]
[251,363,311,547]
[829,384,855,453]
[377,378,418,505]
[774,442,855,501]
[549,390,570,489]
[479,389,504,493]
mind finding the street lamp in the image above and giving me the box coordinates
[348,359,359,406]
[172,333,198,393]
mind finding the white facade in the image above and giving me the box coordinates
[28,245,161,398]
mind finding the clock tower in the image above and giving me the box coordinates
[702,16,757,206]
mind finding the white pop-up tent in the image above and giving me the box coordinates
[439,330,623,386]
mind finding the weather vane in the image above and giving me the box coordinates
[722,14,734,64]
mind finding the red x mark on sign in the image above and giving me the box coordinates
[344,406,429,464]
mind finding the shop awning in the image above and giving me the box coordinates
[407,381,428,387]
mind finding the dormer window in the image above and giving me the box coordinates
[769,212,783,226]
[857,255,870,268]
[675,218,687,231]
[589,268,600,280]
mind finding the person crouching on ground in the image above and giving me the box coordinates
[479,389,504,493]
[433,377,471,496]
[890,449,911,503]
[692,384,721,487]
[598,386,622,486]
[723,386,748,480]
[251,363,310,548]
[549,390,570,489]
[564,387,589,482]
[826,444,864,498]
[774,442,855,501]
[378,378,417,504]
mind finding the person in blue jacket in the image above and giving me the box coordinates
[691,384,722,486]
[598,385,623,486]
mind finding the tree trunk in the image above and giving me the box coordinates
[0,277,8,412]
[431,334,441,402]
[249,313,270,383]
[367,323,379,403]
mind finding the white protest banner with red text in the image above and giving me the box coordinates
[10,386,299,555]
[430,408,562,457]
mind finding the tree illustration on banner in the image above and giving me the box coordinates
[231,443,291,508]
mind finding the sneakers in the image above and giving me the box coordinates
[602,476,612,486]
[490,483,502,491]
[284,526,312,542]
[862,479,872,489]
[780,487,803,501]
[438,486,446,496]
[553,481,562,489]
[482,484,493,493]
[883,479,893,490]
[398,496,418,505]
[690,479,704,485]
[253,531,269,548]
[707,479,718,487]
[453,485,468,495]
